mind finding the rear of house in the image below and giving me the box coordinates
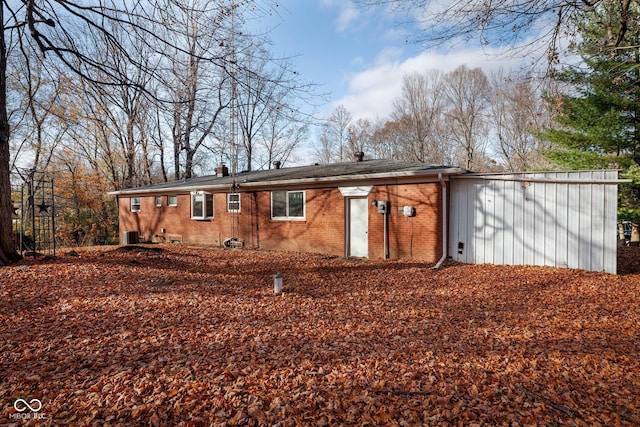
[111,160,465,263]
[111,161,624,273]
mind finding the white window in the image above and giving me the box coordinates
[131,197,141,213]
[155,196,162,207]
[191,192,214,220]
[271,191,305,219]
[168,195,177,206]
[227,193,241,213]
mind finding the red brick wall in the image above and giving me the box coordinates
[117,193,255,247]
[117,183,443,262]
[369,184,442,262]
[256,188,346,256]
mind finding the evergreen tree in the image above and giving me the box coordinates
[541,2,640,215]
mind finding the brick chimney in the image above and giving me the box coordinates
[215,164,229,177]
[354,151,365,162]
[273,160,281,169]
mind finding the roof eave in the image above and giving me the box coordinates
[108,167,465,196]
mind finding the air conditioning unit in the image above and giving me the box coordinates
[122,231,139,245]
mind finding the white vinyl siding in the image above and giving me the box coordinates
[449,170,619,274]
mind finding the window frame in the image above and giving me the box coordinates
[190,191,214,220]
[130,197,141,213]
[155,195,162,207]
[227,193,241,213]
[270,190,305,220]
[167,195,178,207]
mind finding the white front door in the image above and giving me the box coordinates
[348,198,368,257]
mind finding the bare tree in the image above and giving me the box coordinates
[8,51,67,176]
[76,23,157,188]
[234,43,305,172]
[347,118,374,156]
[442,65,490,170]
[391,70,445,163]
[490,71,551,171]
[153,0,234,180]
[258,108,308,169]
[353,0,636,70]
[369,119,402,160]
[315,127,335,164]
[0,0,258,264]
[316,105,352,163]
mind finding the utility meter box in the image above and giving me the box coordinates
[377,200,389,214]
[403,206,416,217]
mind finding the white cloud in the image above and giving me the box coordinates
[334,46,526,120]
[335,6,360,32]
[319,0,361,33]
[382,27,409,42]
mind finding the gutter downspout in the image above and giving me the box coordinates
[434,173,447,270]
[383,207,389,260]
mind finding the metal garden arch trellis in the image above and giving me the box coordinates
[11,170,56,258]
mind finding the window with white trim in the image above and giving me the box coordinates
[191,192,214,219]
[167,195,177,206]
[227,193,241,213]
[131,197,141,213]
[155,196,162,207]
[271,191,305,219]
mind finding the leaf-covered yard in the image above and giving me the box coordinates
[1,245,639,426]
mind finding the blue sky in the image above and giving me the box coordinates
[257,0,526,121]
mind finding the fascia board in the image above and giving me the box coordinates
[108,167,465,196]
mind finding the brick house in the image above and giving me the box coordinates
[110,158,465,263]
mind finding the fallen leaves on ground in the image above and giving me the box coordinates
[1,245,639,426]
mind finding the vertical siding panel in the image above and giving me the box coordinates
[543,183,558,266]
[604,171,618,273]
[513,179,525,265]
[590,171,606,272]
[448,180,457,261]
[448,171,618,273]
[456,179,471,264]
[464,182,472,264]
[523,181,535,266]
[501,180,513,265]
[578,174,592,270]
[555,180,569,268]
[486,180,497,264]
[460,180,469,263]
[493,181,507,264]
[448,180,458,262]
[474,182,485,264]
[567,182,581,269]
[536,182,545,266]
[453,179,467,263]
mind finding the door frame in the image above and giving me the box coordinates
[346,197,369,257]
[339,186,373,258]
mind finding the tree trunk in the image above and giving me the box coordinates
[0,13,21,265]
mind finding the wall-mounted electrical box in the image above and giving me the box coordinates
[377,200,389,214]
[403,206,415,217]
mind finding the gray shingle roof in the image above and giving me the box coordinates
[109,159,466,195]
